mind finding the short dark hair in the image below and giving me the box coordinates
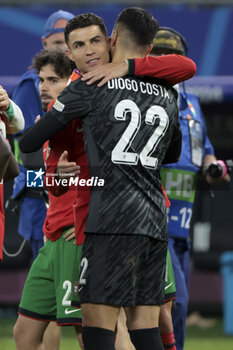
[31,49,75,78]
[64,13,108,45]
[114,7,159,46]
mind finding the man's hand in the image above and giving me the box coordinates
[35,115,41,123]
[205,170,231,185]
[0,85,10,111]
[57,150,80,180]
[63,226,76,242]
[81,61,128,87]
[204,156,231,185]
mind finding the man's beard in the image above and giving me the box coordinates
[42,102,49,112]
[40,94,53,112]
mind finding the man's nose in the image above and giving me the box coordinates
[40,81,48,91]
[85,43,95,55]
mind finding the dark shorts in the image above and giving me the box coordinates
[77,233,167,307]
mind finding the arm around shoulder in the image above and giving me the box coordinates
[130,54,197,86]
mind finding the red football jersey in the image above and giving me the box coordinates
[44,70,89,244]
[43,134,76,241]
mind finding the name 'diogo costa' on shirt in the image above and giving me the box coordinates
[108,78,171,99]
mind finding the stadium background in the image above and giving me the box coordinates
[0,1,233,348]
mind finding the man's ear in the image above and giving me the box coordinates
[105,36,111,52]
[65,48,75,62]
[41,37,47,48]
[111,30,118,49]
[144,44,153,57]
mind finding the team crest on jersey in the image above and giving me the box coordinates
[53,99,65,112]
[73,281,79,296]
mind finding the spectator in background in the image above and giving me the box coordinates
[11,9,74,350]
[0,85,24,261]
[151,28,231,350]
[12,9,74,260]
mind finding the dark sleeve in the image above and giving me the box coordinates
[19,112,65,153]
[19,79,93,153]
[162,122,182,164]
[128,55,197,86]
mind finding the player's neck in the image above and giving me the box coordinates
[112,47,143,63]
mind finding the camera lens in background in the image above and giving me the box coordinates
[207,161,227,179]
